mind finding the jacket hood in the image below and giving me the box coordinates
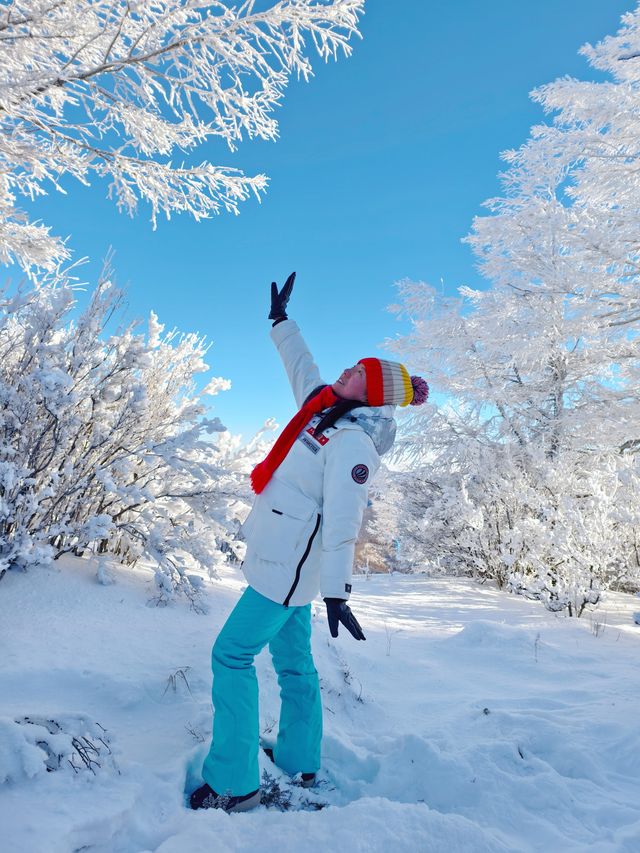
[336,404,397,456]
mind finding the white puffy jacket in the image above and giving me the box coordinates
[240,320,396,607]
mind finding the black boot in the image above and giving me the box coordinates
[263,746,316,789]
[189,782,261,813]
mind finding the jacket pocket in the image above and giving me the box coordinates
[250,480,318,564]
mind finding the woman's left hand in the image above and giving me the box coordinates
[324,598,366,641]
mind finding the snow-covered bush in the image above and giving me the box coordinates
[386,6,640,615]
[0,0,363,273]
[0,264,250,605]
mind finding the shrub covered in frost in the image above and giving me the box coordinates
[0,265,260,604]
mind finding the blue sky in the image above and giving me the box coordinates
[21,0,632,437]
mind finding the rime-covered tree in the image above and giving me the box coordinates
[0,0,363,272]
[387,4,640,614]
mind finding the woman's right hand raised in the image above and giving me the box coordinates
[269,271,296,323]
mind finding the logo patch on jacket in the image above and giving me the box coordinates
[307,426,329,446]
[351,464,369,484]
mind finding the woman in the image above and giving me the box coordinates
[190,273,428,812]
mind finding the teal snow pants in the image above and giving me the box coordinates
[202,586,322,797]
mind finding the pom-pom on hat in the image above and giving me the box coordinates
[358,358,429,407]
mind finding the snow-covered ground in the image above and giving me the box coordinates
[1,557,639,853]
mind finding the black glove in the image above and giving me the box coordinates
[324,598,366,641]
[269,271,296,323]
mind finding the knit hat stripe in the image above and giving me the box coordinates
[363,357,384,406]
[380,360,412,407]
[399,364,414,406]
[380,360,398,402]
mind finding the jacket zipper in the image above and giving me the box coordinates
[283,513,321,607]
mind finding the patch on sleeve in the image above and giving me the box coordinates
[351,464,369,485]
[345,583,352,593]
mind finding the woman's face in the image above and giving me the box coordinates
[332,362,367,402]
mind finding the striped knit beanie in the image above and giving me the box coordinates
[358,358,429,408]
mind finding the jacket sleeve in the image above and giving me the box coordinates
[320,429,380,601]
[270,319,326,409]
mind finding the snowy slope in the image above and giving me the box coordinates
[1,557,639,853]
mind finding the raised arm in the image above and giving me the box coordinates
[268,272,325,408]
[271,320,325,409]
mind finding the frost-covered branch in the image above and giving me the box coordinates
[0,0,364,271]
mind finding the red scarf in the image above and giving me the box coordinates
[251,385,338,494]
